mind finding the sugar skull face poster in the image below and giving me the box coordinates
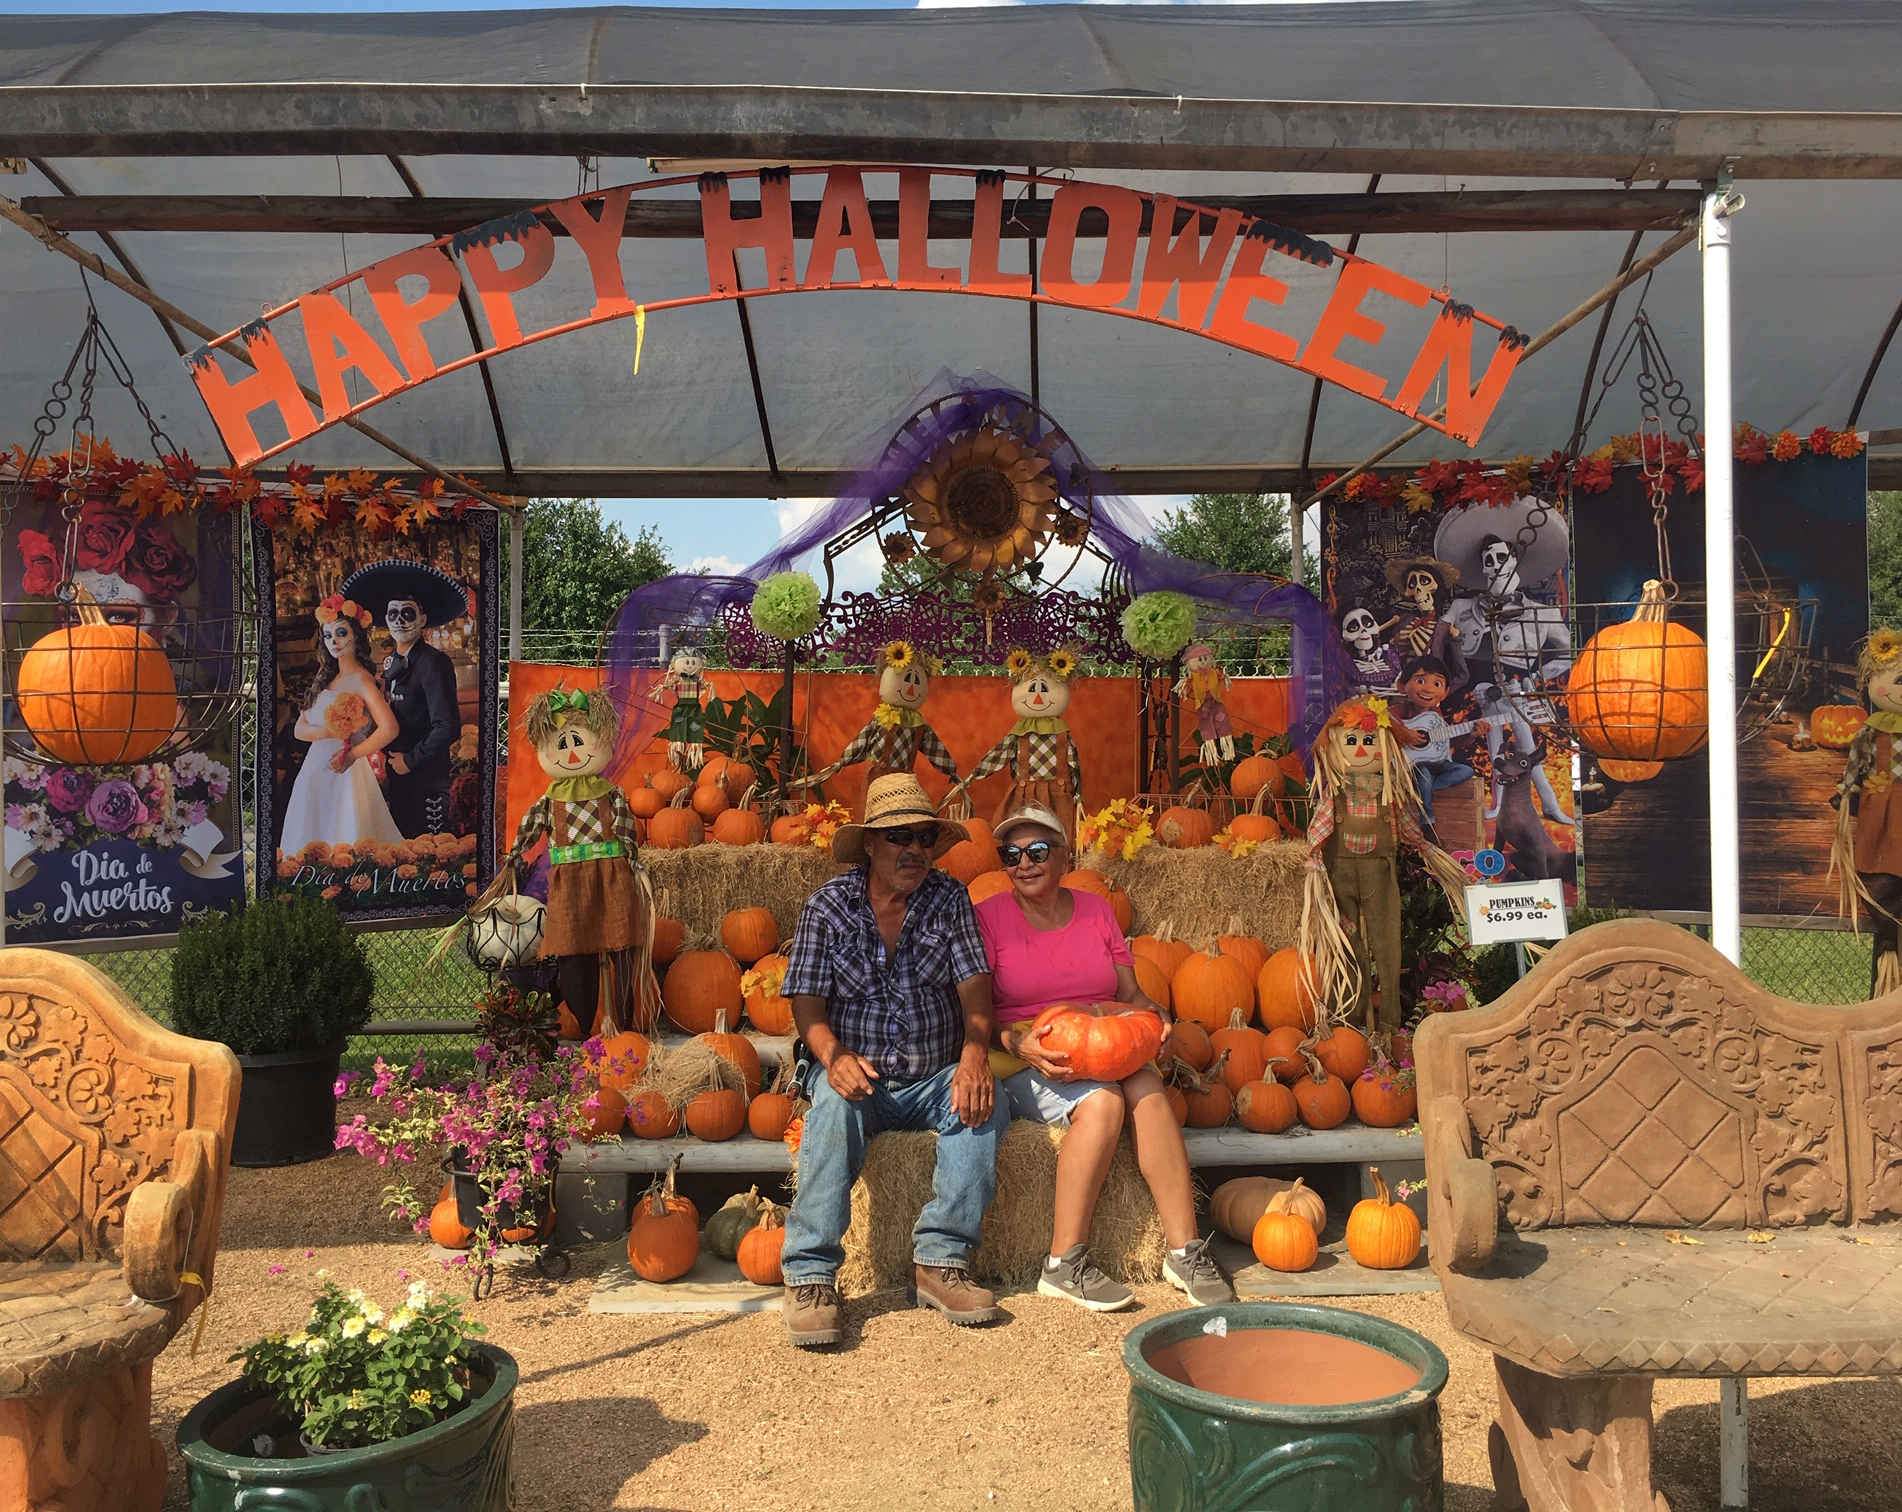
[2,498,244,942]
[256,513,498,918]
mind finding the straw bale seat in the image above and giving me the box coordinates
[0,949,238,1512]
[1416,920,1902,1512]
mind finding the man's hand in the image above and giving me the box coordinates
[951,1045,994,1127]
[1011,1021,1073,1082]
[329,742,352,774]
[389,753,410,776]
[825,1050,880,1101]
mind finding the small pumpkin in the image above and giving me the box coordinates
[1215,919,1269,980]
[741,953,796,1036]
[579,1084,628,1139]
[698,1008,763,1098]
[16,590,179,765]
[592,1030,652,1093]
[1227,812,1281,845]
[1311,1021,1370,1084]
[1171,944,1254,1033]
[428,1195,473,1250]
[736,1206,787,1286]
[629,782,667,821]
[662,948,744,1034]
[1262,1025,1308,1084]
[770,811,814,846]
[1169,1018,1213,1073]
[1809,705,1868,751]
[1352,1061,1418,1128]
[1156,804,1215,849]
[1256,948,1319,1033]
[1131,923,1194,981]
[627,1163,700,1281]
[703,1185,767,1260]
[747,1083,799,1141]
[722,759,757,805]
[720,906,779,965]
[648,768,691,802]
[651,899,686,967]
[684,1086,748,1141]
[1345,1167,1422,1270]
[1025,1003,1165,1083]
[937,817,1001,884]
[1251,1209,1318,1273]
[1179,1054,1233,1128]
[690,783,730,822]
[711,804,764,846]
[626,1089,681,1138]
[1234,1077,1299,1134]
[1291,1050,1352,1130]
[1210,1007,1270,1092]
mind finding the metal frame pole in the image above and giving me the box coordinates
[507,509,525,664]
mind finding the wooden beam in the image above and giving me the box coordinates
[15,188,1703,239]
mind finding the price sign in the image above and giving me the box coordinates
[1464,878,1569,945]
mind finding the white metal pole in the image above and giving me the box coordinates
[1702,182,1742,969]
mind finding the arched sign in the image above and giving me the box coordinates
[185,167,1528,468]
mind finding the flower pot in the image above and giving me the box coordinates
[177,1342,517,1512]
[1123,1302,1447,1511]
[232,1043,344,1167]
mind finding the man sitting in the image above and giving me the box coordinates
[779,773,1008,1349]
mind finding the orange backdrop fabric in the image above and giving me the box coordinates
[503,663,1291,839]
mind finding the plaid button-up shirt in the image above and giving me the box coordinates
[782,866,990,1079]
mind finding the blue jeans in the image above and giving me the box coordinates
[1413,759,1473,823]
[781,1060,1007,1286]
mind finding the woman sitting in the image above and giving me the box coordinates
[975,804,1232,1311]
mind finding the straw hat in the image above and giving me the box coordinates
[995,803,1068,848]
[832,773,969,865]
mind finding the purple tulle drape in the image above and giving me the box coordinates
[601,372,1353,775]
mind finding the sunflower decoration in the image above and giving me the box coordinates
[880,530,917,564]
[1005,648,1035,679]
[971,580,1008,617]
[1046,646,1080,682]
[1053,508,1088,548]
[884,639,916,671]
[902,425,1060,576]
[1863,627,1902,680]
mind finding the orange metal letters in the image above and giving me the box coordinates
[1137,199,1244,328]
[803,168,891,289]
[299,291,407,423]
[187,327,319,469]
[549,186,639,319]
[1302,261,1433,402]
[1395,308,1526,445]
[967,175,1031,298]
[1039,183,1145,310]
[461,225,557,349]
[360,245,462,383]
[896,169,960,288]
[699,173,797,296]
[1203,234,1297,362]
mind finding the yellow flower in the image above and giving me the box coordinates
[349,1391,366,1409]
[1047,648,1078,680]
[410,1389,433,1408]
[1870,629,1902,665]
[884,639,914,670]
[286,1331,309,1349]
[341,1316,366,1339]
[388,1308,416,1333]
[368,1329,388,1346]
[1005,648,1033,678]
[873,703,903,730]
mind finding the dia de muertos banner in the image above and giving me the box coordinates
[256,512,498,919]
[3,499,244,942]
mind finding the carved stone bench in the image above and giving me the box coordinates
[0,949,238,1512]
[1415,919,1902,1511]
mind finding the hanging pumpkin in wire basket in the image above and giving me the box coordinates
[1565,578,1710,762]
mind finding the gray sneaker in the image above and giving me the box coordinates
[1038,1245,1135,1312]
[1164,1237,1235,1305]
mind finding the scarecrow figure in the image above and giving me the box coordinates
[797,640,960,791]
[1301,695,1468,1032]
[646,645,710,771]
[1832,628,1902,994]
[1175,642,1236,765]
[947,647,1085,835]
[494,684,660,1036]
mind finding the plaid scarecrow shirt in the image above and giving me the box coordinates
[506,778,644,867]
[782,866,990,1079]
[964,719,1085,810]
[1837,714,1902,803]
[1305,773,1428,861]
[804,706,959,787]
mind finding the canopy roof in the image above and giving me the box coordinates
[3,3,1901,493]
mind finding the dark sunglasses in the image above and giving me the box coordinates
[876,825,940,851]
[999,840,1056,867]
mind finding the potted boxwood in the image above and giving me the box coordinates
[178,1276,515,1511]
[172,894,375,1166]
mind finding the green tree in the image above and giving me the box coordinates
[1870,491,1902,628]
[508,499,673,637]
[1151,492,1312,582]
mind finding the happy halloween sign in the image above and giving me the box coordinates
[186,167,1527,466]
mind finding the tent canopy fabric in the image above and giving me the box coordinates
[2,3,1901,493]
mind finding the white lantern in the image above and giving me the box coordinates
[465,894,546,969]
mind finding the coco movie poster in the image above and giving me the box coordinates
[255,511,498,920]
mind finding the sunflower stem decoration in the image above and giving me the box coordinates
[903,425,1059,578]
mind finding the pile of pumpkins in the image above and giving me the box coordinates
[628,754,771,849]
[1208,1168,1422,1275]
[1153,751,1306,848]
[626,1168,789,1287]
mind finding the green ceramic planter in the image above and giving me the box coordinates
[177,1342,516,1511]
[1123,1302,1447,1512]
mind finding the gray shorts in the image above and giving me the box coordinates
[1002,1068,1121,1126]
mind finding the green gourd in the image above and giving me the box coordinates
[703,1185,767,1260]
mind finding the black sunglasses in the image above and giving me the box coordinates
[876,825,940,850]
[999,840,1056,867]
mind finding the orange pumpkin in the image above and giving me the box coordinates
[1132,928,1194,981]
[968,871,1015,905]
[1216,926,1268,981]
[736,1207,787,1286]
[16,603,178,766]
[720,906,780,965]
[1262,1025,1308,1083]
[647,807,704,849]
[1181,1055,1233,1127]
[628,783,667,821]
[1566,579,1709,761]
[1292,1051,1352,1130]
[1171,945,1254,1033]
[1352,1064,1418,1128]
[742,953,795,1036]
[428,1195,473,1250]
[1060,867,1114,900]
[1156,805,1215,849]
[747,1088,798,1141]
[1132,956,1172,1012]
[770,811,813,846]
[1227,812,1281,844]
[1026,1004,1165,1083]
[591,1030,652,1092]
[684,1086,748,1141]
[579,1084,628,1139]
[711,806,764,846]
[1312,1022,1370,1084]
[1345,1167,1422,1269]
[690,783,730,822]
[722,760,758,805]
[1209,1007,1269,1092]
[1256,948,1319,1032]
[1110,887,1134,933]
[1168,1019,1213,1072]
[696,754,730,792]
[938,818,1001,884]
[1598,758,1664,783]
[651,913,686,967]
[626,1089,680,1138]
[627,1167,699,1280]
[1234,1077,1299,1134]
[1810,704,1869,751]
[1162,1082,1189,1126]
[1251,1209,1318,1272]
[1228,754,1283,803]
[661,949,744,1034]
[648,768,691,802]
[698,1008,763,1098]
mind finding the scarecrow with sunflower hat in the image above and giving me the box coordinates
[1300,694,1468,1031]
[946,646,1086,835]
[1831,627,1902,992]
[797,639,961,792]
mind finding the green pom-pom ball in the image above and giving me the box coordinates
[1121,590,1198,661]
[749,571,823,641]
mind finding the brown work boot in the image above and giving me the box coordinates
[913,1264,999,1326]
[783,1282,843,1348]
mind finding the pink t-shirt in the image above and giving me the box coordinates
[975,889,1133,1026]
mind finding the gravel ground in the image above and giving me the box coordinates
[153,1151,1902,1511]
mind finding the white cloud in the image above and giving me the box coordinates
[689,553,746,576]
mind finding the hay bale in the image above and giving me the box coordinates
[1085,840,1308,948]
[834,1122,1167,1296]
[643,844,843,942]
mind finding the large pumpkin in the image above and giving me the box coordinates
[1598,758,1664,783]
[1171,945,1254,1033]
[1210,1175,1325,1242]
[938,818,1001,885]
[1167,1019,1213,1072]
[1131,956,1172,1012]
[1566,579,1709,761]
[967,872,1014,906]
[651,912,686,967]
[1811,704,1869,751]
[661,949,744,1034]
[627,1167,699,1280]
[1131,928,1194,981]
[720,906,780,965]
[1345,1167,1422,1269]
[646,807,704,850]
[684,1086,748,1141]
[1156,805,1215,849]
[1256,948,1319,1033]
[626,1089,680,1138]
[1228,754,1283,803]
[648,768,691,802]
[1025,1004,1164,1083]
[17,604,178,765]
[770,811,814,846]
[742,953,796,1036]
[711,805,764,846]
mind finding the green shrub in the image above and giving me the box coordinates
[172,896,375,1054]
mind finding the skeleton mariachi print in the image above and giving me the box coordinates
[950,647,1086,834]
[1176,643,1236,765]
[1301,696,1469,1031]
[799,641,959,790]
[1832,629,1902,994]
[499,685,660,1035]
[647,646,710,770]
